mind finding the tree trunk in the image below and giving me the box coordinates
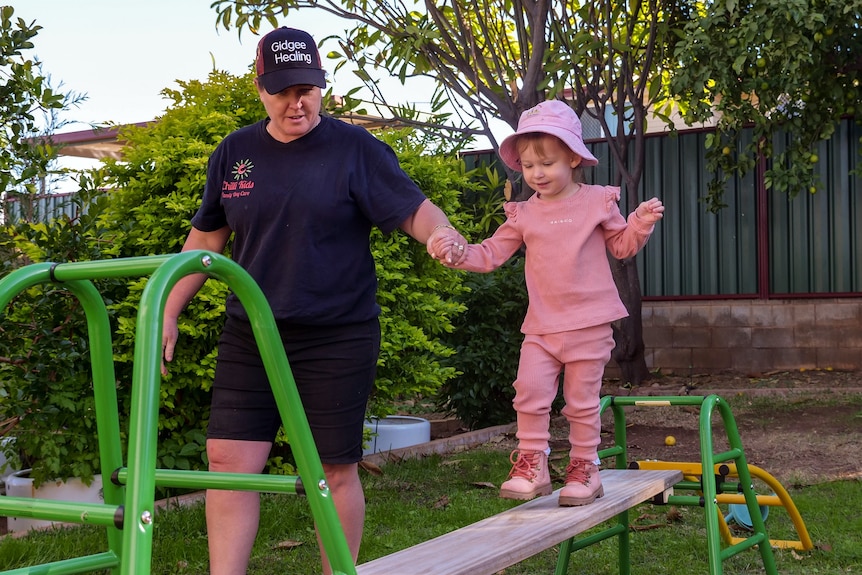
[609,255,651,386]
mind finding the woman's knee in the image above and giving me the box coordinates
[322,462,360,490]
[206,438,272,473]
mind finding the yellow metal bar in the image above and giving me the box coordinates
[635,460,814,551]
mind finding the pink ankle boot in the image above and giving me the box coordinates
[499,449,553,500]
[559,458,604,506]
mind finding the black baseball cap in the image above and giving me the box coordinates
[255,27,326,94]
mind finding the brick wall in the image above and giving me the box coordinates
[614,299,862,376]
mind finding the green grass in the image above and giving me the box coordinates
[1,447,860,575]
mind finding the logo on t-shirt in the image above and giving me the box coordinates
[232,159,255,180]
[222,158,256,199]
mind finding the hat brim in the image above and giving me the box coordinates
[499,126,599,172]
[259,68,326,95]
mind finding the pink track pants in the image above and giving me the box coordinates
[512,323,614,461]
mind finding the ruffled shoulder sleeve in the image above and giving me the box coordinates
[604,186,622,212]
[503,201,520,222]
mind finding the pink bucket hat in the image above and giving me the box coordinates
[498,100,598,171]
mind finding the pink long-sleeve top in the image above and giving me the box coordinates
[456,184,656,335]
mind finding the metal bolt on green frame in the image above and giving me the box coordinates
[0,252,356,575]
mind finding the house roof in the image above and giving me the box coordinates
[46,122,151,160]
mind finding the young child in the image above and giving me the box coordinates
[430,100,663,506]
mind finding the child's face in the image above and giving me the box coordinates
[517,135,582,201]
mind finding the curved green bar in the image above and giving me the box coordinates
[0,264,125,567]
[0,252,355,575]
[123,250,354,575]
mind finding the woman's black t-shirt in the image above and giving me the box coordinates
[192,115,427,325]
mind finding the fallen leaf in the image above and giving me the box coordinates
[359,460,383,476]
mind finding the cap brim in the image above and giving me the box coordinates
[259,68,326,95]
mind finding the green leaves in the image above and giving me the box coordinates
[0,209,107,485]
[369,130,472,417]
[436,257,530,429]
[0,71,259,485]
[671,0,862,210]
[0,6,83,198]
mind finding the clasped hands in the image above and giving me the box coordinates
[426,225,468,266]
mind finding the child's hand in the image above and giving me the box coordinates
[441,241,466,266]
[635,197,664,223]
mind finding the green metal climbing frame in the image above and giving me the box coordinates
[555,394,781,575]
[0,251,357,575]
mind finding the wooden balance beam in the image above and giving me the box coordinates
[355,469,682,575]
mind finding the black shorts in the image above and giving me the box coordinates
[207,316,380,464]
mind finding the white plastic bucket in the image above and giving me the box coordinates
[4,470,103,533]
[363,416,431,455]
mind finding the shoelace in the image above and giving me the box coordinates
[565,459,592,485]
[507,450,541,480]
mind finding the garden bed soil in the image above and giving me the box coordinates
[591,369,862,486]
